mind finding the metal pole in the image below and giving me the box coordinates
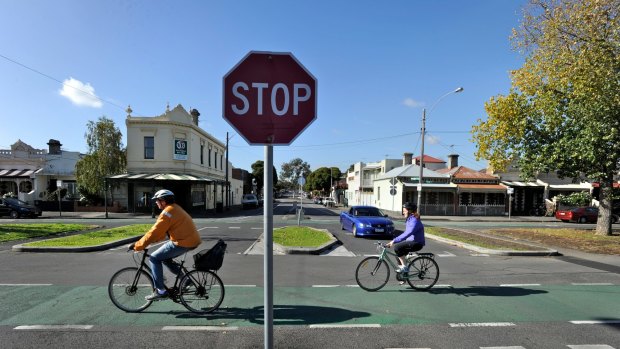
[264,145,273,349]
[104,179,108,219]
[417,108,426,211]
[225,132,230,210]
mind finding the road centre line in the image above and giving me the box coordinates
[15,325,93,330]
[480,347,525,349]
[201,227,219,229]
[449,322,515,328]
[229,227,241,229]
[227,284,257,287]
[309,324,381,329]
[567,345,616,349]
[162,326,239,331]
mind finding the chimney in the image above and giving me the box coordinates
[448,154,459,169]
[403,152,413,166]
[190,108,200,125]
[47,139,62,155]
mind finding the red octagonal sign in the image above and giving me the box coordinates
[223,51,317,145]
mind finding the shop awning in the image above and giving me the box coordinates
[0,168,39,178]
[457,184,507,193]
[548,183,591,190]
[501,180,543,187]
[403,183,456,190]
[108,173,218,182]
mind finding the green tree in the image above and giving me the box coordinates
[251,160,278,195]
[306,167,342,194]
[75,116,126,202]
[280,158,311,190]
[471,0,620,235]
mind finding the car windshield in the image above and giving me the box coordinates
[354,208,383,217]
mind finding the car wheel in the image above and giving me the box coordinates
[352,225,358,237]
[10,210,19,219]
[340,221,345,231]
[612,215,619,224]
[578,217,587,223]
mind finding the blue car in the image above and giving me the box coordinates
[340,205,395,237]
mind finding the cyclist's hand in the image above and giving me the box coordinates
[385,241,393,248]
[128,242,135,251]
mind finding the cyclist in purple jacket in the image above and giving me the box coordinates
[386,202,425,273]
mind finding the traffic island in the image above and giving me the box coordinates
[245,227,340,255]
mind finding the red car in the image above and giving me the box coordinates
[555,206,619,223]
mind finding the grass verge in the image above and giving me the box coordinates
[0,224,97,243]
[22,224,151,247]
[427,226,543,251]
[273,226,333,247]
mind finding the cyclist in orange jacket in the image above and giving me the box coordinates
[129,189,201,301]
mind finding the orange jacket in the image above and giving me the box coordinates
[134,203,201,251]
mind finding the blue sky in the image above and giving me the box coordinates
[0,0,526,174]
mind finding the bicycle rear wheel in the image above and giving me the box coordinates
[406,256,439,290]
[179,270,225,314]
[108,267,154,312]
[355,256,389,291]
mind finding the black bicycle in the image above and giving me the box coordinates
[108,248,224,314]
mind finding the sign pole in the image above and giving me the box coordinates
[264,145,274,349]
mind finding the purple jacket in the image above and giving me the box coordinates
[393,215,425,245]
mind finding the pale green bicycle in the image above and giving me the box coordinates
[355,242,439,291]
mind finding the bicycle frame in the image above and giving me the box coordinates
[132,249,195,298]
[376,244,402,270]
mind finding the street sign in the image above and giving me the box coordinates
[173,139,188,160]
[223,51,317,145]
[298,177,306,186]
[507,187,514,195]
[390,186,397,196]
[390,177,397,185]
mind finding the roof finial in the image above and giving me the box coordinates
[166,102,170,112]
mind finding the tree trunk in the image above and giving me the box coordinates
[595,179,613,236]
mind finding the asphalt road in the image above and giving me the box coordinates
[1,199,619,348]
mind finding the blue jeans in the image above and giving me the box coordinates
[149,241,192,291]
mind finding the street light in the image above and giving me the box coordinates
[417,87,464,213]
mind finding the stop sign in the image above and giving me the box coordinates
[223,51,317,145]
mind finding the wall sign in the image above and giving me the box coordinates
[173,139,188,160]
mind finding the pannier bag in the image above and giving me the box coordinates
[193,239,227,271]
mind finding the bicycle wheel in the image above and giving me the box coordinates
[108,267,154,312]
[406,256,439,291]
[179,270,225,314]
[355,256,389,291]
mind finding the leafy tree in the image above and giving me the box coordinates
[280,158,311,190]
[251,160,278,195]
[75,116,126,202]
[306,167,342,194]
[556,192,593,207]
[471,0,620,235]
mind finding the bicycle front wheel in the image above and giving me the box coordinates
[179,270,225,314]
[406,256,439,290]
[355,256,389,291]
[108,267,154,312]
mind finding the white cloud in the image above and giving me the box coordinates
[59,77,103,108]
[402,98,424,108]
[426,134,440,145]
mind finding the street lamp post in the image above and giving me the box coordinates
[417,87,464,213]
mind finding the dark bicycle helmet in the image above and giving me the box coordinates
[152,189,174,200]
[402,202,417,211]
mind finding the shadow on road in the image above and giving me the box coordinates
[423,286,549,297]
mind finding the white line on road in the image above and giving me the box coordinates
[309,324,381,329]
[437,251,456,257]
[500,284,541,287]
[570,320,620,325]
[571,283,614,286]
[480,346,526,349]
[567,345,616,349]
[449,322,516,328]
[201,227,219,229]
[312,285,339,288]
[251,227,262,230]
[15,325,93,330]
[229,227,241,229]
[162,326,239,331]
[0,284,52,286]
[471,253,490,257]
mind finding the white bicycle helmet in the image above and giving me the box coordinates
[152,189,174,200]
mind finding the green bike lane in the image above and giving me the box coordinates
[1,284,619,328]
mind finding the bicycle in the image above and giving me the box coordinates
[108,247,225,314]
[355,242,439,291]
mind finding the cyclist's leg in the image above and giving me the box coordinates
[395,242,423,267]
[150,241,189,291]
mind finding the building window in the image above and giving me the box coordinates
[144,137,154,159]
[200,144,204,165]
[208,148,212,167]
[215,151,218,169]
[220,154,223,170]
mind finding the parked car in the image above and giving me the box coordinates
[241,194,259,209]
[555,206,619,224]
[323,198,336,207]
[0,197,42,218]
[339,205,395,237]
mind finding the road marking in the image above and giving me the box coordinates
[251,227,262,230]
[437,251,456,257]
[449,322,515,328]
[201,227,219,229]
[500,284,541,287]
[162,326,239,331]
[309,324,380,329]
[15,325,93,330]
[480,347,525,349]
[571,283,614,286]
[312,285,339,288]
[0,284,52,286]
[345,285,360,287]
[227,284,257,287]
[567,345,616,349]
[229,226,241,229]
[570,320,620,325]
[471,253,490,257]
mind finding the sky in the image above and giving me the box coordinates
[0,0,527,175]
